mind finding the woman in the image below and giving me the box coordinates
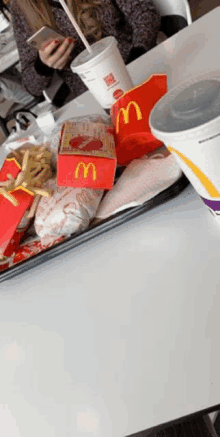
[0,0,35,106]
[9,0,161,105]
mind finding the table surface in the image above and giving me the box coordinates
[1,7,220,437]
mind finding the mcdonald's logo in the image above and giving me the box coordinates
[74,162,97,181]
[167,146,220,198]
[116,101,142,133]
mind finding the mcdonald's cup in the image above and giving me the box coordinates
[149,72,220,220]
[57,119,117,190]
[70,37,133,109]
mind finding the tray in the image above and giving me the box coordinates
[0,173,189,283]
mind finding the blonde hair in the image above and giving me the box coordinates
[15,0,103,40]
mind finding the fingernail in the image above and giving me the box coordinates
[68,38,73,43]
[55,39,59,43]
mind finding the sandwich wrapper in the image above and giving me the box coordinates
[96,150,182,219]
[111,74,167,166]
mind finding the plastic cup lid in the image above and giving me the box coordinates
[149,71,220,135]
[71,36,115,71]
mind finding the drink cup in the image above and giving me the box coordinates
[71,36,134,110]
[35,102,56,134]
[149,71,220,220]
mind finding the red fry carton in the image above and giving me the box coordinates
[57,121,117,190]
[0,157,29,257]
[0,187,34,257]
[111,74,167,166]
[0,157,21,182]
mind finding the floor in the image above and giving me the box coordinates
[0,0,219,146]
[189,0,219,21]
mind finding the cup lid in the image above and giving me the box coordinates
[71,36,115,72]
[149,71,220,135]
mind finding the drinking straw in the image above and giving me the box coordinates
[58,0,92,53]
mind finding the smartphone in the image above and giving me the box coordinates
[27,26,66,51]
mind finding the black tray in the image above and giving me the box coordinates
[0,173,189,283]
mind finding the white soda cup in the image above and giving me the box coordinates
[70,36,134,109]
[149,71,220,220]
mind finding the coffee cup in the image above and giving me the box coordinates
[149,71,220,220]
[71,36,134,110]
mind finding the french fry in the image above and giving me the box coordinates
[0,188,19,206]
[22,149,30,172]
[27,195,40,218]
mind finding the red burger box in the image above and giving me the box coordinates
[0,158,34,257]
[111,74,167,166]
[57,121,117,190]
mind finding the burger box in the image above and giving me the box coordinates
[57,120,117,190]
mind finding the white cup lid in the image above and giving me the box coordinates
[71,36,115,72]
[150,71,220,135]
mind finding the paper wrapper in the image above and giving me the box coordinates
[111,74,167,166]
[35,178,104,243]
[95,151,182,219]
[12,236,66,265]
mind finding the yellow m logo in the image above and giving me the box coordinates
[116,101,142,133]
[168,147,220,198]
[74,162,97,181]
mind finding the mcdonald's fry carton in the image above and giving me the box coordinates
[0,157,34,257]
[111,74,167,165]
[57,120,117,189]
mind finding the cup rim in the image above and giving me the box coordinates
[70,36,116,73]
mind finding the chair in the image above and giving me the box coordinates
[154,0,192,24]
[153,0,192,38]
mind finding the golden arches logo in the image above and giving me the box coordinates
[116,101,142,133]
[74,162,97,181]
[167,146,220,198]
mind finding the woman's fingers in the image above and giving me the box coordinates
[39,37,75,69]
[50,38,74,67]
[40,38,55,51]
[39,39,60,65]
[53,40,75,69]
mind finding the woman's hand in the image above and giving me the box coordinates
[39,37,75,70]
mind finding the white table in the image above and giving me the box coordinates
[1,7,220,437]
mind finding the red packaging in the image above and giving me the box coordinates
[0,157,21,182]
[0,187,34,257]
[111,74,167,165]
[57,121,117,190]
[0,146,53,258]
[0,150,33,257]
[12,236,65,265]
